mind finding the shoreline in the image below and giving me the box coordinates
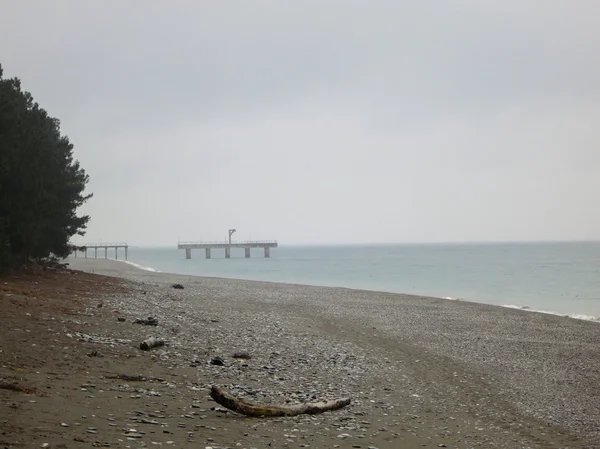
[117,258,600,324]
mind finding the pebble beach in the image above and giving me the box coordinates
[2,257,599,448]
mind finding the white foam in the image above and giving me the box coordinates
[122,260,160,273]
[502,304,600,323]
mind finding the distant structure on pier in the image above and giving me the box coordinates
[72,243,128,260]
[178,229,277,259]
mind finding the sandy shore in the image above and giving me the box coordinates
[1,258,599,448]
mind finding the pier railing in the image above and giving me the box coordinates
[177,240,277,245]
[77,243,128,248]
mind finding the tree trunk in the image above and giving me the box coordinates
[210,385,351,417]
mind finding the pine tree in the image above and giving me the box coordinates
[0,64,92,272]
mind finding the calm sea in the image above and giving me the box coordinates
[118,242,600,321]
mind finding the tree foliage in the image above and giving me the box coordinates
[0,64,91,272]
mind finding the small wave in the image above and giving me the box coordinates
[503,304,530,310]
[502,304,600,323]
[122,260,160,273]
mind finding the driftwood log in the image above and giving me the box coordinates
[139,337,164,351]
[210,385,351,417]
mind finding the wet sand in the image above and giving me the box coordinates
[1,258,599,448]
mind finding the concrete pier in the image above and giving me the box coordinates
[178,240,278,259]
[74,243,128,261]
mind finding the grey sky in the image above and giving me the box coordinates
[2,1,599,245]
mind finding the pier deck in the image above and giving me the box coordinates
[73,243,128,260]
[178,240,277,259]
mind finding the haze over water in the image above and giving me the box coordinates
[118,241,600,321]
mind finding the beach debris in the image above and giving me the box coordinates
[140,337,165,351]
[106,374,146,382]
[0,380,36,394]
[87,349,103,357]
[117,317,126,322]
[171,283,184,289]
[210,356,225,366]
[74,332,131,345]
[134,316,158,326]
[209,385,351,417]
[232,351,251,359]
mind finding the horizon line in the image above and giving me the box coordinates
[87,239,600,249]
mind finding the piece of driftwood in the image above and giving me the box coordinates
[0,381,36,394]
[106,374,146,382]
[140,337,164,351]
[210,385,351,417]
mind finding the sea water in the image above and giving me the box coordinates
[122,242,600,321]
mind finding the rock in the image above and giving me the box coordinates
[172,284,184,289]
[232,351,251,359]
[140,337,165,351]
[134,317,158,326]
[117,317,126,322]
[210,356,225,366]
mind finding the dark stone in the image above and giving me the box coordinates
[134,317,158,326]
[171,283,184,289]
[232,351,251,359]
[210,356,225,366]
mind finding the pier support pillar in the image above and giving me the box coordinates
[104,248,107,259]
[95,248,97,259]
[115,248,118,260]
[205,248,211,259]
[185,248,192,259]
[125,247,128,261]
[245,248,251,258]
[85,249,87,258]
[225,247,231,259]
[264,247,270,258]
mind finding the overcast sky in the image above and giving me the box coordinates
[1,1,599,245]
